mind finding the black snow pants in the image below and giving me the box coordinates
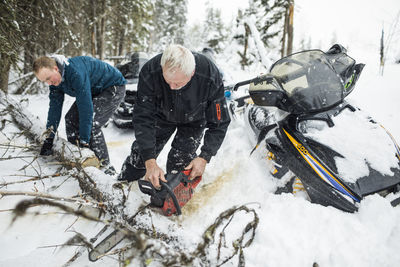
[119,119,206,182]
[65,85,126,166]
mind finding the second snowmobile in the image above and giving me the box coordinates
[112,52,149,129]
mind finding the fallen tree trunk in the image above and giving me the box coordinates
[0,91,260,267]
[0,91,118,205]
[0,90,99,168]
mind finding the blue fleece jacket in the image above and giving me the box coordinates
[46,56,126,143]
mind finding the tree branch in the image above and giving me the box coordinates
[0,190,105,208]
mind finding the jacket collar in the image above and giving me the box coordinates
[51,54,69,82]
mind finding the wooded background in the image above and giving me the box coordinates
[0,0,295,94]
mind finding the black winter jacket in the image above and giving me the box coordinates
[133,52,231,162]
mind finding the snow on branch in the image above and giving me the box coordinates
[7,72,34,85]
[244,15,273,69]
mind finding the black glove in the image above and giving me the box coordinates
[40,137,54,156]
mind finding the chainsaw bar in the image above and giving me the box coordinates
[88,227,129,261]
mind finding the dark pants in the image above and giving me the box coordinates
[65,85,125,166]
[119,119,205,182]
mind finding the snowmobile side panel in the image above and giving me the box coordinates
[272,128,359,212]
[282,128,361,202]
[302,179,358,213]
[300,137,343,174]
[300,107,400,197]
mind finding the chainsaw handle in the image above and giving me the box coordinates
[138,179,181,215]
[160,181,182,215]
[138,171,201,216]
[138,180,157,195]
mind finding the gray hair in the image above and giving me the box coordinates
[160,44,195,76]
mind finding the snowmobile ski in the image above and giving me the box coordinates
[391,196,400,207]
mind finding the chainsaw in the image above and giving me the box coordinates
[138,170,202,216]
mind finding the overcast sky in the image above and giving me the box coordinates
[187,0,248,25]
[187,0,400,58]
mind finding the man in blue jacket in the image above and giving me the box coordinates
[33,55,126,175]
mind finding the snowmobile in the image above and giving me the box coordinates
[112,52,149,129]
[229,44,400,213]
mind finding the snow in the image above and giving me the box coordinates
[2,1,400,267]
[294,0,400,58]
[303,108,399,182]
[245,15,274,68]
[187,0,248,25]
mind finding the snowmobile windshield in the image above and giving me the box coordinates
[270,50,346,114]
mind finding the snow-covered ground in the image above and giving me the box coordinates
[1,60,400,267]
[1,1,400,266]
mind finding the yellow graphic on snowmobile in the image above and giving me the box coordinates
[283,128,360,202]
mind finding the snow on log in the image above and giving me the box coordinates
[0,91,100,168]
[0,91,124,209]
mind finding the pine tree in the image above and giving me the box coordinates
[0,0,21,93]
[1,0,180,94]
[234,1,260,69]
[257,0,289,50]
[202,5,227,53]
[234,0,293,69]
[106,0,152,57]
[0,0,71,94]
[150,0,187,52]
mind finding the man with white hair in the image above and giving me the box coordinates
[118,44,230,188]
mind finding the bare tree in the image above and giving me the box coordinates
[0,0,23,93]
[282,1,294,56]
[379,11,400,75]
[235,0,292,68]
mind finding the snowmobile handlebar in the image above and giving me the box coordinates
[233,76,271,91]
[233,78,255,91]
[232,72,303,92]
